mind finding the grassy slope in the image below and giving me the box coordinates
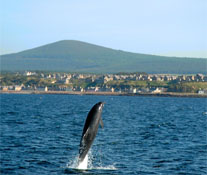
[1,40,207,74]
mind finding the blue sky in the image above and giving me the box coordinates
[0,0,206,58]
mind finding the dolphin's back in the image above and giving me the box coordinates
[80,107,96,138]
[79,102,104,162]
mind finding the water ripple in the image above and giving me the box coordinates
[0,94,207,174]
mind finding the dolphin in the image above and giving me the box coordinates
[78,102,105,163]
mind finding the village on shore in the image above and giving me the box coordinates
[1,71,207,95]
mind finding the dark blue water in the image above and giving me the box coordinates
[0,94,207,175]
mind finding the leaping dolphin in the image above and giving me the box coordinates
[78,102,105,163]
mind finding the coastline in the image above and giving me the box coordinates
[1,90,207,98]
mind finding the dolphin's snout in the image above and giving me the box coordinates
[98,102,105,110]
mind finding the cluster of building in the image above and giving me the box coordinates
[100,73,207,82]
[0,83,168,94]
[25,71,207,83]
[1,71,207,94]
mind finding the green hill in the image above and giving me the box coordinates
[1,40,206,74]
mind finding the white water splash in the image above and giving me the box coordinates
[66,150,117,171]
[66,150,93,170]
[93,165,117,170]
[77,154,88,169]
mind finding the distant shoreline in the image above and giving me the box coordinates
[1,90,207,98]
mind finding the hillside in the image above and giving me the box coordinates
[0,40,206,74]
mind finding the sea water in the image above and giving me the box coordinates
[0,94,207,174]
